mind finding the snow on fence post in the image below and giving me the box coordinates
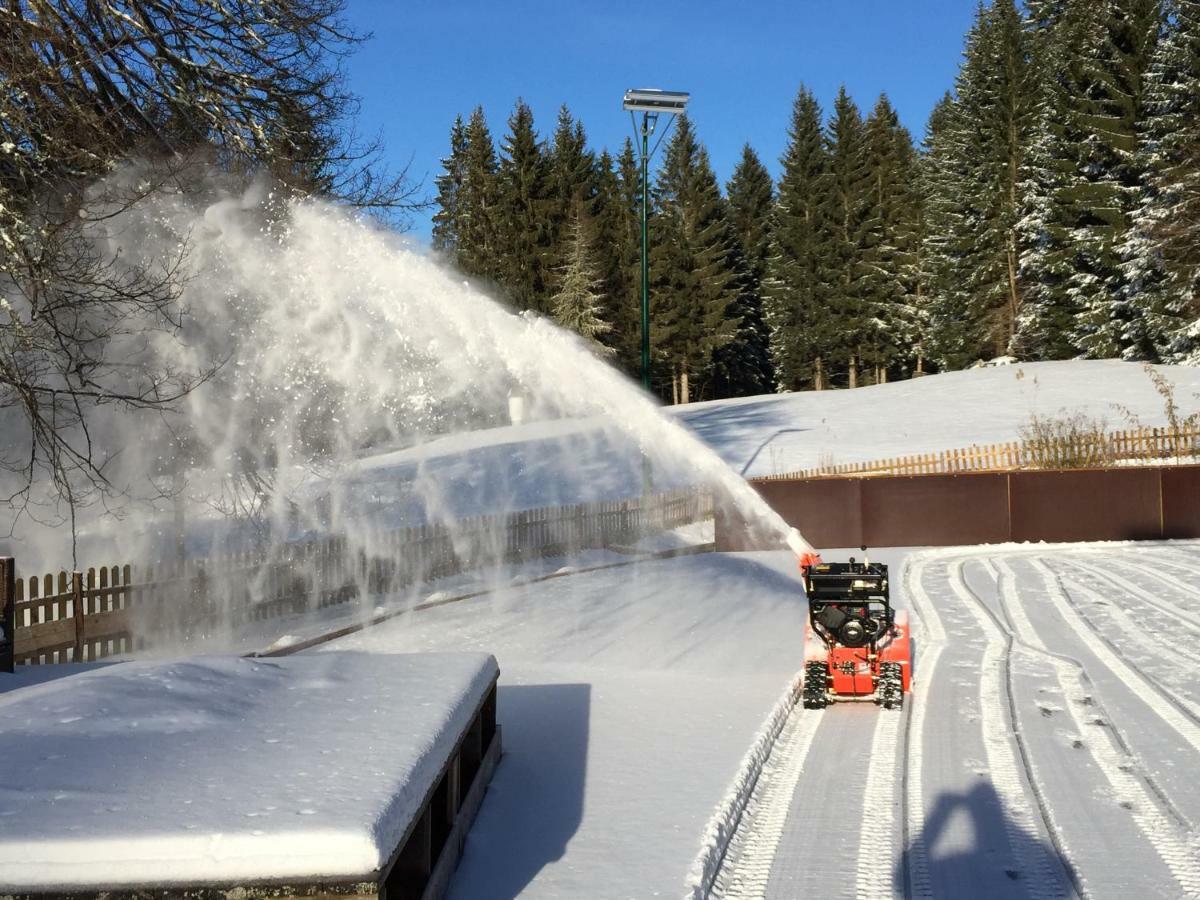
[0,558,13,673]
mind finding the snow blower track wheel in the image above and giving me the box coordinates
[877,661,903,710]
[803,660,830,709]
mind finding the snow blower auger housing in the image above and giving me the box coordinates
[801,554,912,710]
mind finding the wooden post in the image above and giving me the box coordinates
[73,571,85,662]
[1,558,13,673]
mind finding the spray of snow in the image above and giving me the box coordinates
[1,171,807,645]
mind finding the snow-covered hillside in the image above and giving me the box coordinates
[677,360,1200,477]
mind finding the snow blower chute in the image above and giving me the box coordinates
[799,547,912,710]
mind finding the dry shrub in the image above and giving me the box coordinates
[1113,365,1200,459]
[1019,412,1113,469]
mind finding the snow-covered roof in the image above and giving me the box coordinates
[0,652,498,891]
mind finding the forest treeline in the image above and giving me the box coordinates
[431,0,1200,402]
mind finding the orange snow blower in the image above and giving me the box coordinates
[800,550,912,710]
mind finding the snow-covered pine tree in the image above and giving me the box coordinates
[819,87,874,387]
[1021,0,1164,360]
[863,94,923,382]
[495,100,555,314]
[925,1,1037,367]
[431,115,467,257]
[1122,0,1200,362]
[768,86,830,391]
[589,150,639,366]
[649,116,738,403]
[713,144,775,397]
[456,107,503,284]
[551,209,615,354]
[548,107,599,281]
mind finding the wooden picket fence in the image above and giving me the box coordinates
[760,425,1200,481]
[1,487,713,669]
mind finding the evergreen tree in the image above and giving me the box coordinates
[926,1,1037,367]
[819,87,874,387]
[547,106,599,287]
[768,85,830,390]
[551,209,614,353]
[715,144,775,396]
[863,94,923,381]
[650,115,738,403]
[456,106,503,283]
[1020,0,1165,359]
[922,92,978,366]
[431,115,467,257]
[590,146,641,370]
[1122,0,1200,362]
[495,100,555,313]
[550,106,598,221]
[606,139,646,374]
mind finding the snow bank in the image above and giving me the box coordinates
[683,670,804,899]
[0,652,497,890]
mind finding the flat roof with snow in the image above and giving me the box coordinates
[0,651,498,893]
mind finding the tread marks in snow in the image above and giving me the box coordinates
[1062,557,1200,639]
[948,559,1079,900]
[999,558,1200,900]
[715,709,824,900]
[1032,560,1200,759]
[899,556,947,900]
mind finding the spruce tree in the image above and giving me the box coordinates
[922,92,977,366]
[495,100,555,313]
[551,208,614,353]
[649,116,738,403]
[863,94,923,381]
[1020,0,1165,359]
[820,87,874,387]
[1122,0,1200,362]
[456,106,503,283]
[925,1,1037,367]
[431,115,467,258]
[768,85,830,390]
[715,144,775,397]
[589,150,637,363]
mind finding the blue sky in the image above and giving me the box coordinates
[341,1,979,239]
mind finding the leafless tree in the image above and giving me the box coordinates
[0,1,423,549]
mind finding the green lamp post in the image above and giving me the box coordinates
[622,88,689,395]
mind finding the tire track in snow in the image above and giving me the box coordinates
[853,709,903,900]
[715,709,824,900]
[1061,557,1200,638]
[1042,567,1200,722]
[1008,558,1200,899]
[1033,559,1200,757]
[948,559,1078,900]
[898,556,946,900]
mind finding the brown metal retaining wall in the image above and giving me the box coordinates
[716,463,1200,550]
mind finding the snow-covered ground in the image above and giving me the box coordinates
[715,541,1200,900]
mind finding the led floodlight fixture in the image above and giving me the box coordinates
[622,88,690,114]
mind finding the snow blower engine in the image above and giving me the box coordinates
[801,550,912,710]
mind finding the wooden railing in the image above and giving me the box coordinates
[759,425,1200,481]
[1,487,714,669]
